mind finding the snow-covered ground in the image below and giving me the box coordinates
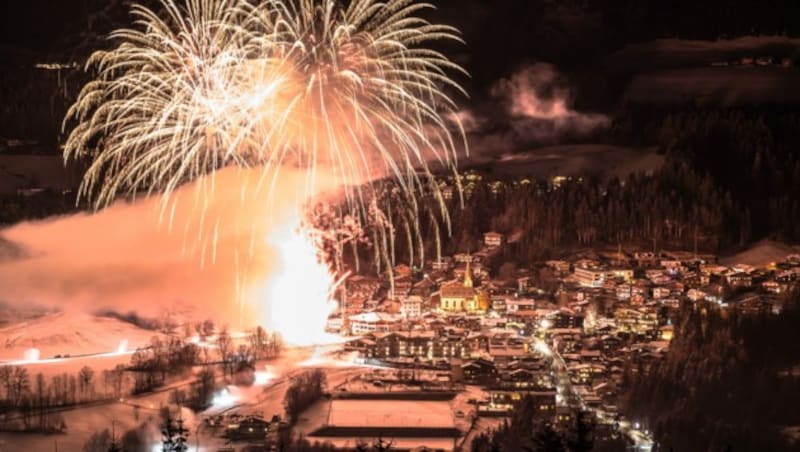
[0,330,494,451]
[328,400,455,428]
[0,312,161,362]
[0,343,367,451]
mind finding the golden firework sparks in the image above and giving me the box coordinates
[64,0,468,302]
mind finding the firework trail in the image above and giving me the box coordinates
[64,0,468,274]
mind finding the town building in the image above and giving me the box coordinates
[349,312,401,335]
[483,232,504,248]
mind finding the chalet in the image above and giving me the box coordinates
[349,312,400,335]
[483,390,556,419]
[430,257,453,271]
[462,358,498,385]
[491,296,507,312]
[762,280,783,294]
[579,349,603,363]
[546,260,572,275]
[506,297,535,313]
[556,406,574,429]
[497,368,553,390]
[225,416,270,442]
[400,295,423,318]
[488,336,528,361]
[687,288,707,302]
[483,231,504,248]
[549,329,583,354]
[464,333,490,357]
[568,363,608,385]
[548,308,585,329]
[634,252,658,266]
[441,185,454,200]
[608,267,634,282]
[614,308,658,334]
[599,335,624,356]
[346,336,376,355]
[433,334,468,358]
[726,272,753,288]
[652,286,670,299]
[574,266,607,288]
[392,276,414,298]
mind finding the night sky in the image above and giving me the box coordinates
[4,0,800,156]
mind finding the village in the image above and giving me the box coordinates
[303,230,800,450]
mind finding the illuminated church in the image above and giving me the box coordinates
[440,259,489,312]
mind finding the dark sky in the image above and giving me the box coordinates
[4,0,800,154]
[0,0,623,92]
[4,0,800,94]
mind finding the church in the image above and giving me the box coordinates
[440,259,489,313]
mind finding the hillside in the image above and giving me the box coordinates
[476,145,663,179]
[0,312,162,361]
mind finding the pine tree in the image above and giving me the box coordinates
[566,411,594,452]
[173,417,189,452]
[528,423,565,452]
[161,410,175,452]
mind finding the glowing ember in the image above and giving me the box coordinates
[258,214,338,347]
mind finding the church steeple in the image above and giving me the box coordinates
[464,257,473,288]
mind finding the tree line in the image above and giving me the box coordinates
[0,324,284,434]
[623,291,800,451]
[470,395,625,452]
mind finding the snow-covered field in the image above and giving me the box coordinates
[0,315,492,452]
[0,344,366,451]
[328,400,455,429]
[0,312,162,363]
[490,145,663,180]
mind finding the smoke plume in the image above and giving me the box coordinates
[456,63,610,160]
[0,166,337,329]
[491,63,609,142]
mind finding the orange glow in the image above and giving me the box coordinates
[0,166,341,334]
[255,213,339,347]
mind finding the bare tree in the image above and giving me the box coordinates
[51,375,64,406]
[11,367,30,407]
[68,374,77,404]
[102,369,111,398]
[150,336,169,380]
[79,366,95,402]
[248,326,267,360]
[34,373,47,428]
[190,368,215,411]
[236,344,255,372]
[83,428,111,452]
[373,437,395,451]
[216,331,233,376]
[109,365,126,398]
[0,366,12,401]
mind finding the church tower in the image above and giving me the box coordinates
[464,257,473,288]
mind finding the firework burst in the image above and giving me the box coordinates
[64,0,468,274]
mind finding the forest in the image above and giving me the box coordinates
[370,107,800,266]
[623,291,800,451]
